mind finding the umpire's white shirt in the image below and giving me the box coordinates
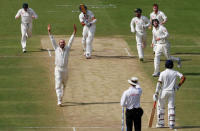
[152,25,169,45]
[15,8,38,23]
[159,69,183,91]
[49,34,74,68]
[121,85,142,109]
[150,11,167,24]
[130,16,150,34]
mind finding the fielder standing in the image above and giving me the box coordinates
[153,60,186,129]
[48,24,77,107]
[121,77,143,131]
[130,8,150,61]
[79,4,97,59]
[149,4,167,53]
[152,19,181,77]
[15,3,38,53]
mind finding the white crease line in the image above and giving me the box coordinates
[47,48,52,57]
[174,129,178,131]
[124,48,132,56]
[73,127,76,131]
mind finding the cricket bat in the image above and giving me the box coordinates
[148,101,157,128]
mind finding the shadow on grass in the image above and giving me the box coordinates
[175,125,200,129]
[62,101,119,107]
[173,52,200,55]
[183,73,200,76]
[143,58,192,63]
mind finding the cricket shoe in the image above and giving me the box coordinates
[156,124,165,128]
[57,100,63,107]
[177,58,182,68]
[23,48,26,53]
[169,125,175,129]
[86,53,91,59]
[152,72,160,77]
[139,58,144,62]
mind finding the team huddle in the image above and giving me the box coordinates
[15,3,186,131]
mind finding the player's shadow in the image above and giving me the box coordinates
[62,101,119,107]
[183,73,200,76]
[175,125,200,129]
[27,49,54,53]
[143,58,192,63]
[93,55,136,59]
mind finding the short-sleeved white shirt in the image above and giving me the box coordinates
[159,69,183,91]
[79,10,95,23]
[150,11,167,24]
[15,8,38,23]
[120,85,142,109]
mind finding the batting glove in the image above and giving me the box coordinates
[153,94,158,101]
[175,85,180,91]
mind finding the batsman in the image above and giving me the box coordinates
[153,60,186,129]
[79,4,97,59]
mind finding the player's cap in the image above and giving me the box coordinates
[165,60,174,69]
[22,3,28,8]
[128,77,138,86]
[134,8,142,13]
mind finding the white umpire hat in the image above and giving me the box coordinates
[128,77,138,85]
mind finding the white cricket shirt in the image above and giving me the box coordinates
[49,34,74,68]
[152,25,169,44]
[130,16,150,34]
[159,69,183,91]
[15,8,38,23]
[79,10,96,24]
[150,11,167,24]
[121,85,142,109]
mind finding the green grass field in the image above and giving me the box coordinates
[0,0,200,130]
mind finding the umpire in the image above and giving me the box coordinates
[121,77,143,131]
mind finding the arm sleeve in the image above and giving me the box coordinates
[66,34,75,49]
[160,26,169,39]
[79,14,84,22]
[120,92,127,107]
[49,35,58,50]
[152,29,156,44]
[161,12,167,22]
[31,9,38,19]
[176,71,183,79]
[130,18,135,32]
[143,17,150,28]
[15,9,21,18]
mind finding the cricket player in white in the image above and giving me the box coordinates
[15,3,38,53]
[79,4,97,59]
[150,4,167,52]
[130,8,150,61]
[152,19,181,77]
[153,60,186,129]
[48,24,77,107]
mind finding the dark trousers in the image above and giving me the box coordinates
[126,107,143,131]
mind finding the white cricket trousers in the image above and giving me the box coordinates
[21,23,32,49]
[157,90,175,127]
[154,43,179,74]
[135,32,146,59]
[55,66,68,103]
[82,24,96,57]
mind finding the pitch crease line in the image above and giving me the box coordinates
[124,48,132,56]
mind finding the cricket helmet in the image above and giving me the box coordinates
[134,8,142,13]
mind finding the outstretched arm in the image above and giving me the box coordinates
[48,24,58,50]
[67,24,77,49]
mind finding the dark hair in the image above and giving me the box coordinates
[79,4,87,12]
[134,8,142,13]
[153,3,158,7]
[165,60,174,69]
[152,19,159,26]
[23,3,28,8]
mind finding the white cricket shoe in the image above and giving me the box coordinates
[57,100,63,107]
[86,53,91,59]
[156,124,165,128]
[22,48,26,53]
[152,72,160,77]
[177,58,182,68]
